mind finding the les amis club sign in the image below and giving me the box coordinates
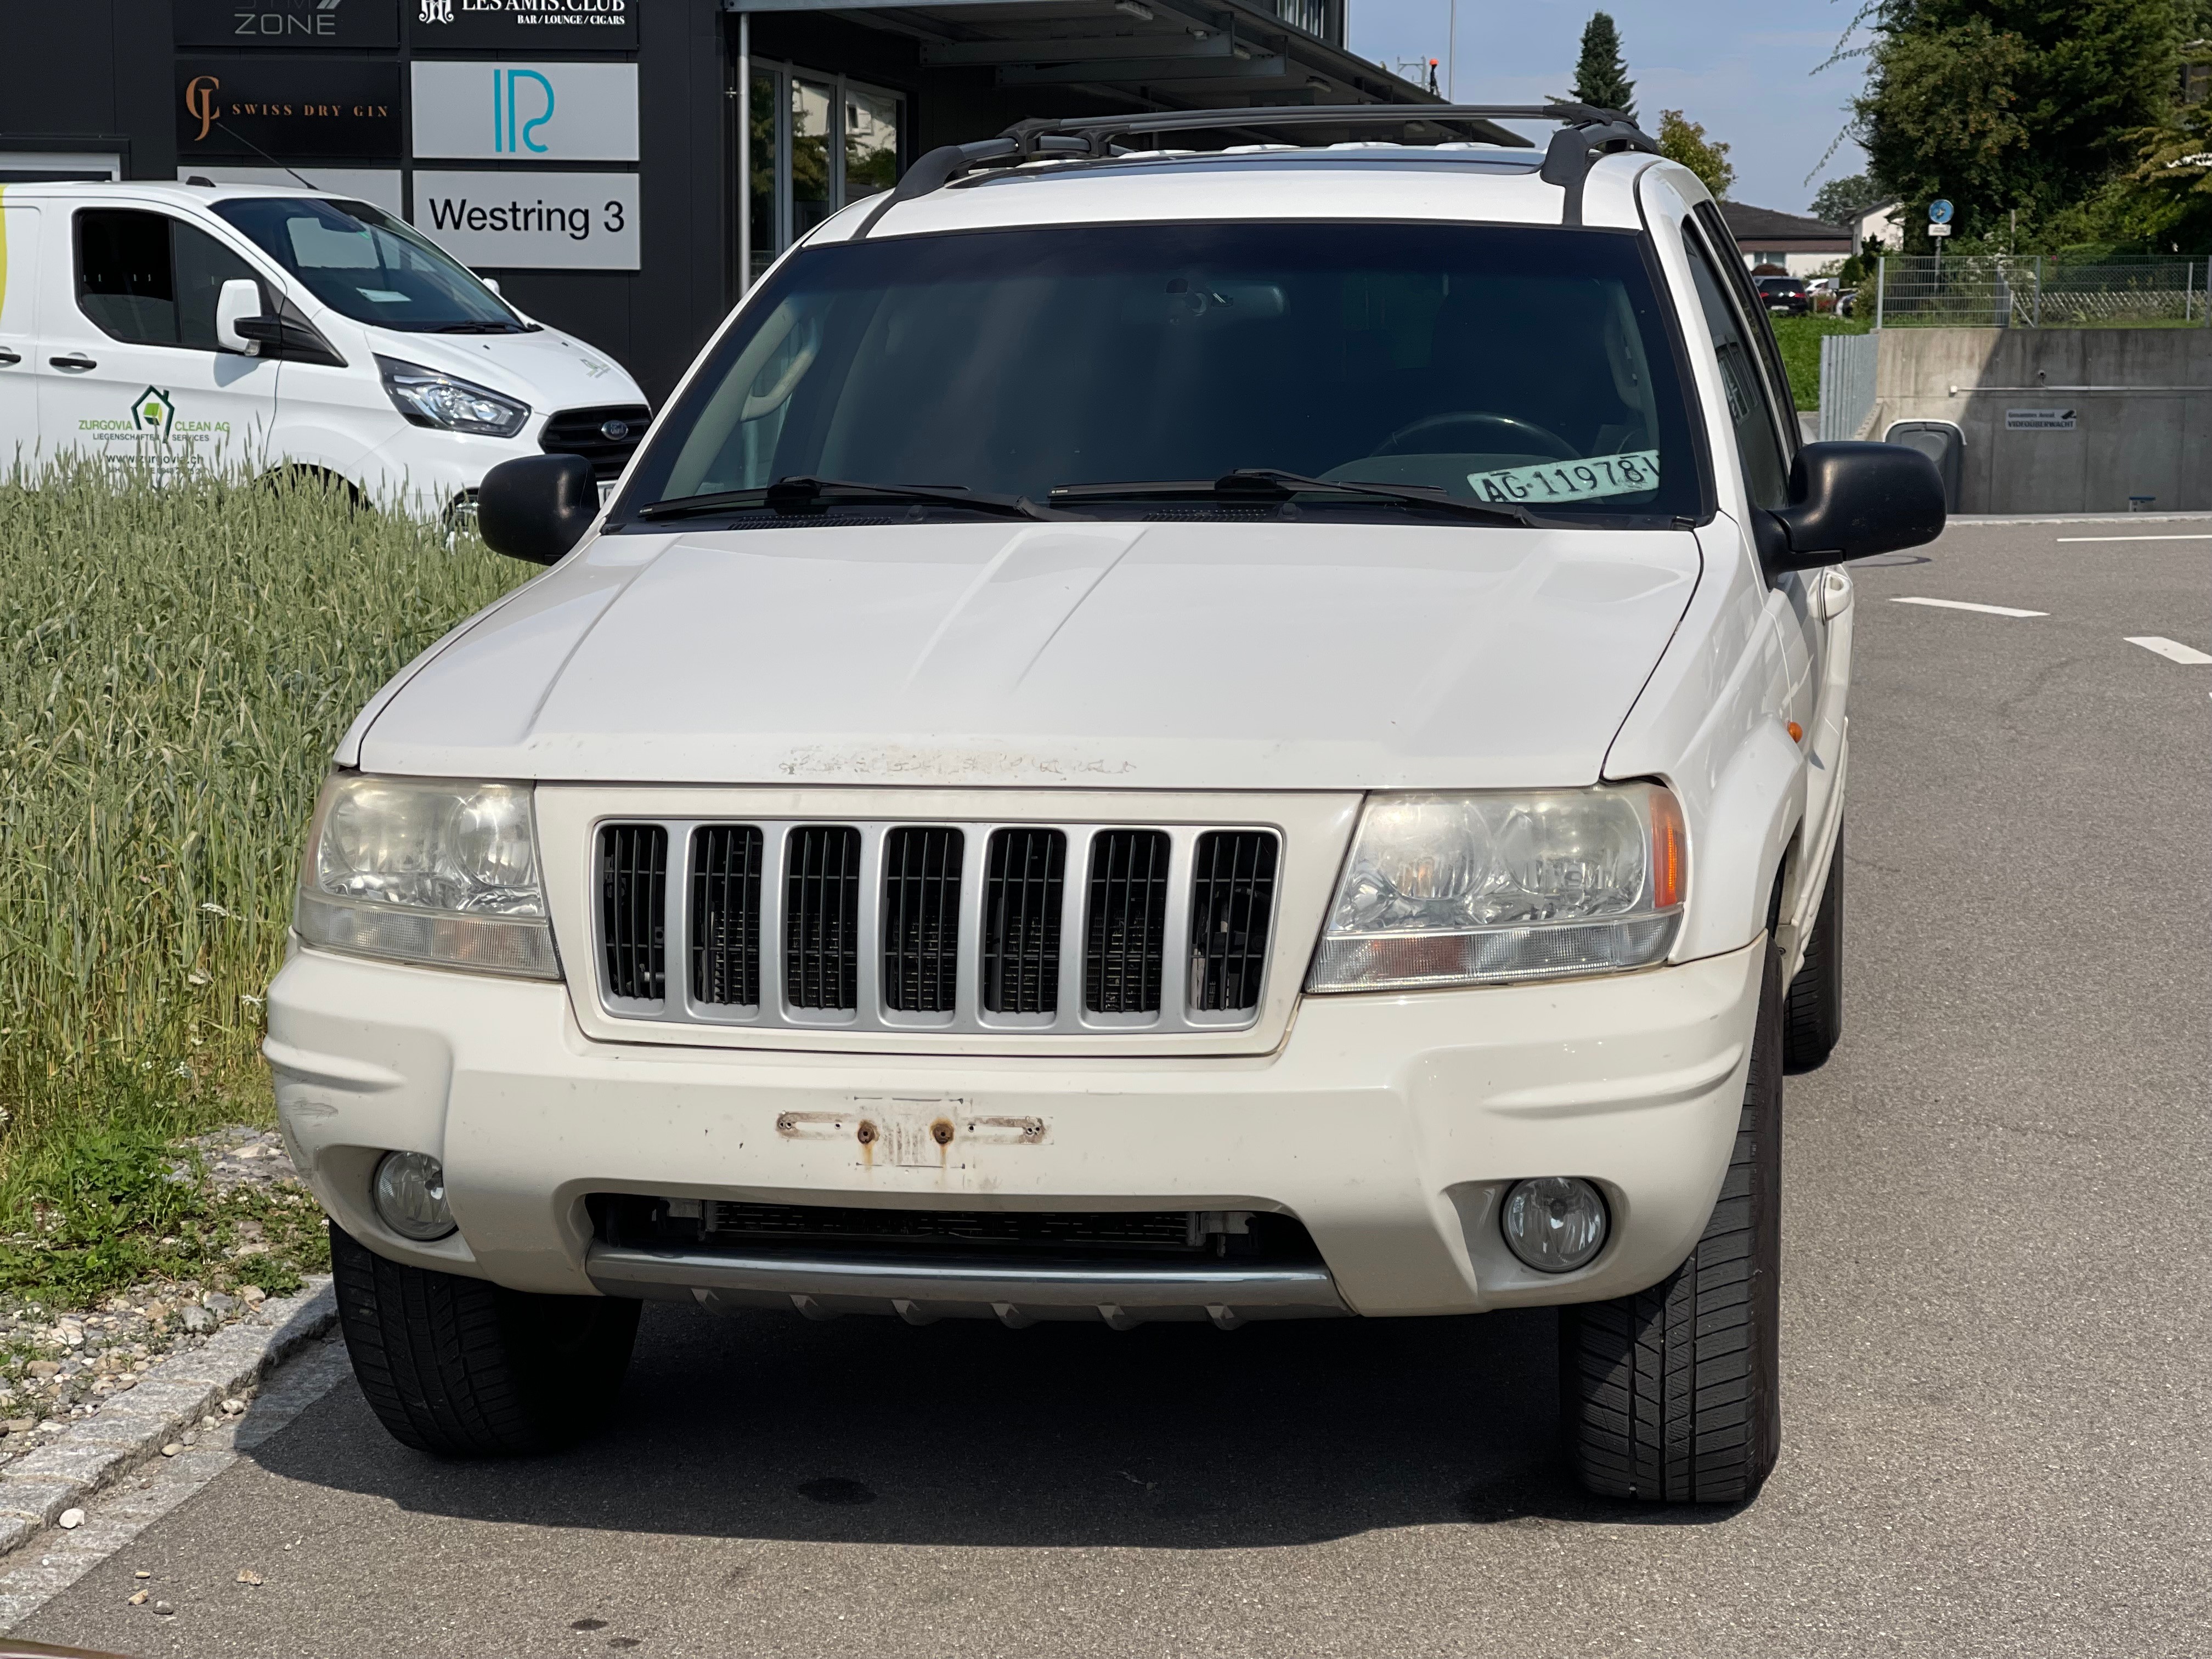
[410,0,637,50]
[178,58,402,160]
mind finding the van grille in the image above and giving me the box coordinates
[785,826,861,1011]
[589,818,1278,1035]
[539,404,651,481]
[690,825,763,1008]
[1085,830,1169,1014]
[598,824,667,1002]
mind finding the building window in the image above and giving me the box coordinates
[1276,0,1328,37]
[746,63,905,280]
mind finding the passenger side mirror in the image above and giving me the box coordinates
[215,279,271,355]
[1757,441,1946,571]
[476,454,599,565]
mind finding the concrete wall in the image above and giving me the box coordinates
[1869,328,2212,514]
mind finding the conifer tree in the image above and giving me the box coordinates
[1573,13,1637,122]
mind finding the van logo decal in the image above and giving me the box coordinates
[133,387,178,442]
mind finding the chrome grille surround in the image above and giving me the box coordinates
[591,818,1280,1036]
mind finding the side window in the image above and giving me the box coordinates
[77,210,261,350]
[77,210,176,345]
[1681,228,1791,510]
[1695,202,1797,448]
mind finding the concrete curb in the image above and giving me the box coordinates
[0,1277,337,1558]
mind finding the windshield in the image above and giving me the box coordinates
[616,221,1705,525]
[212,197,526,332]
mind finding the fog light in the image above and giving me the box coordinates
[373,1151,456,1242]
[1500,1177,1607,1273]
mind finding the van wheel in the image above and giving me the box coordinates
[1782,826,1844,1073]
[330,1223,640,1458]
[1559,945,1782,1504]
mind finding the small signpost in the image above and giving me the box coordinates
[1929,199,1954,269]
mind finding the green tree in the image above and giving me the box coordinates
[1854,0,2182,241]
[1658,109,1736,198]
[1808,172,1891,223]
[1573,12,1637,122]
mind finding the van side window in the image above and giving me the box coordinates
[77,210,261,351]
[1680,229,1791,511]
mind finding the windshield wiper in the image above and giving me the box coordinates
[1048,469,1536,526]
[637,476,1066,523]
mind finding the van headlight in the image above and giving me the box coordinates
[377,356,530,437]
[1307,783,1684,992]
[294,775,560,979]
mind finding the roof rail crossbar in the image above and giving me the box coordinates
[852,103,1658,239]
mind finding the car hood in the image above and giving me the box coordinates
[350,521,1701,790]
[351,323,644,412]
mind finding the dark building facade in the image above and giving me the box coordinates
[6,0,1443,403]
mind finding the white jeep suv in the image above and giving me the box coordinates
[267,105,1943,1503]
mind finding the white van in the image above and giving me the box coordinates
[0,179,649,519]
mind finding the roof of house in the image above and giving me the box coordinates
[1718,201,1853,249]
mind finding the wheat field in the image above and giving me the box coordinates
[0,465,526,1162]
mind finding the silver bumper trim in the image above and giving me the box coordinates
[584,1243,1350,1328]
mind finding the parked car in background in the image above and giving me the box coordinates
[0,182,650,522]
[1756,275,1813,316]
[268,106,1945,1506]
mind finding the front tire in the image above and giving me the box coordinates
[1783,826,1845,1073]
[1559,945,1783,1503]
[331,1223,640,1457]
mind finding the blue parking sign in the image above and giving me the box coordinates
[1928,199,1955,224]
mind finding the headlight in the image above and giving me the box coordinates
[377,356,530,437]
[293,775,560,979]
[1307,782,1684,992]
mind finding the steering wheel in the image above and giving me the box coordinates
[1374,410,1578,461]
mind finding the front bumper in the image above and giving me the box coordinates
[264,936,1763,1321]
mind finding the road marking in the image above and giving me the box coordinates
[2126,636,2212,665]
[1891,596,2047,618]
[2056,533,2212,544]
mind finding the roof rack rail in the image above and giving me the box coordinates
[853,103,1658,239]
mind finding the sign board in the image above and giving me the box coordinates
[407,0,636,49]
[1928,199,1954,224]
[177,57,402,161]
[411,61,638,162]
[2005,408,2077,430]
[411,170,639,269]
[1927,222,1951,238]
[175,0,399,49]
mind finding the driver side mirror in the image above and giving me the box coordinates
[215,279,274,356]
[1757,441,1945,572]
[477,454,599,565]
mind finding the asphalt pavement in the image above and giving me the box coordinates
[15,517,2211,1658]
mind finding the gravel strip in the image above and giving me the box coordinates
[0,1277,336,1561]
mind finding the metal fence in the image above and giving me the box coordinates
[1817,331,1880,441]
[1871,255,2212,328]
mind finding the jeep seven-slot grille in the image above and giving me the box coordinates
[882,827,962,1014]
[598,825,667,1002]
[690,825,763,1007]
[785,826,861,1010]
[981,828,1064,1014]
[1085,830,1170,1014]
[591,819,1277,1035]
[1189,831,1278,1013]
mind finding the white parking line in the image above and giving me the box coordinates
[2056,533,2212,543]
[1891,596,2049,618]
[2126,636,2212,665]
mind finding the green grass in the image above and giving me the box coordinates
[0,462,528,1298]
[1770,314,1874,411]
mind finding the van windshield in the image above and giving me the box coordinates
[212,198,527,333]
[617,221,1704,526]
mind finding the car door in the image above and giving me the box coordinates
[36,205,279,479]
[0,196,38,465]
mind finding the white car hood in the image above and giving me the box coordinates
[353,324,642,412]
[353,521,1701,790]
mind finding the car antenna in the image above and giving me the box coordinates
[199,121,321,193]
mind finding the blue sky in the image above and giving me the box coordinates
[1346,0,1873,216]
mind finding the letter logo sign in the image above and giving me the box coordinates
[494,69,556,154]
[410,61,636,162]
[419,0,453,21]
[185,75,222,143]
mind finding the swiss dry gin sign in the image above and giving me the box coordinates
[177,57,402,160]
[174,0,400,49]
[408,0,636,49]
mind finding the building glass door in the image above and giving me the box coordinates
[745,63,905,281]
